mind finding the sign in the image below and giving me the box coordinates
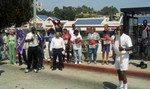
[16,29,27,54]
[33,19,37,23]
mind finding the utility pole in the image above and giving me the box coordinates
[33,0,37,28]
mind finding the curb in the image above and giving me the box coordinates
[43,60,150,79]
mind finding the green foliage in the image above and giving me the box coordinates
[0,0,33,30]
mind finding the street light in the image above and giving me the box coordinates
[33,0,37,28]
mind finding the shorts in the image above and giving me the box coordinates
[140,39,150,54]
[115,54,129,71]
[102,44,110,52]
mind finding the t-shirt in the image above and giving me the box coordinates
[100,31,112,45]
[49,33,55,42]
[71,34,82,50]
[53,22,63,32]
[113,33,132,56]
[62,34,70,44]
[26,32,39,47]
[40,35,46,48]
[87,32,100,45]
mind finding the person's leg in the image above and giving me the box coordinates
[106,45,110,65]
[58,50,63,69]
[102,45,105,64]
[78,48,82,64]
[88,48,93,63]
[43,48,47,59]
[27,48,32,70]
[2,44,6,59]
[7,48,9,59]
[9,45,12,64]
[48,42,51,60]
[52,49,57,69]
[73,50,77,64]
[32,47,38,70]
[121,71,128,89]
[18,53,22,65]
[117,70,123,89]
[12,46,16,64]
[22,49,27,64]
[93,45,99,63]
[0,47,1,64]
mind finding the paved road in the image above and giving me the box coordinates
[0,60,150,89]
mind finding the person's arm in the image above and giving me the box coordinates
[14,35,16,48]
[119,36,133,51]
[25,34,34,42]
[62,39,65,51]
[145,27,150,47]
[44,38,46,46]
[50,38,53,53]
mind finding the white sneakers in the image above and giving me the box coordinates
[25,69,38,73]
[75,62,82,64]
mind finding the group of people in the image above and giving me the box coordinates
[0,19,150,89]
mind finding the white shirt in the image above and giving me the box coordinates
[71,34,82,50]
[142,27,148,39]
[113,33,132,56]
[69,29,81,37]
[50,37,65,51]
[26,32,39,47]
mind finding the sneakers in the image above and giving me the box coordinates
[33,69,38,73]
[141,64,147,69]
[79,62,82,64]
[25,69,29,73]
[116,86,123,89]
[137,61,144,67]
[75,62,77,64]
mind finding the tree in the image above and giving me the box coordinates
[0,0,33,30]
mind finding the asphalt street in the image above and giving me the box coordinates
[0,60,150,89]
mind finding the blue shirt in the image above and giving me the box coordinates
[49,33,56,42]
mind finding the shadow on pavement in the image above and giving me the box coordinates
[0,70,5,76]
[129,62,139,67]
[103,81,117,89]
[19,68,25,71]
[0,62,7,65]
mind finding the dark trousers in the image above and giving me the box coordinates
[53,48,63,69]
[18,49,26,64]
[38,46,44,68]
[27,46,38,69]
[63,46,70,61]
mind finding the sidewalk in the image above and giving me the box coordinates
[43,53,150,78]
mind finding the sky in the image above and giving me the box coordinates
[38,0,150,12]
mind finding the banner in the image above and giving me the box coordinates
[16,29,27,54]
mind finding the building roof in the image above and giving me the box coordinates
[120,16,150,24]
[121,7,150,14]
[37,15,48,21]
[74,18,104,25]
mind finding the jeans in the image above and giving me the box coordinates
[2,44,9,59]
[88,44,99,62]
[73,48,82,63]
[18,49,26,64]
[38,46,44,68]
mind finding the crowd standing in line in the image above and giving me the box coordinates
[0,20,150,89]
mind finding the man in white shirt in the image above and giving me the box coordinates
[25,27,41,73]
[114,27,133,89]
[50,32,65,71]
[71,30,82,64]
